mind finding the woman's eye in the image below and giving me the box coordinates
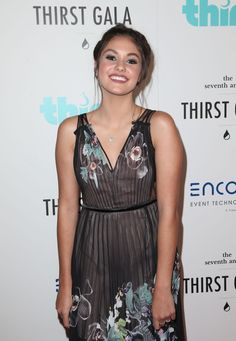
[105,55,116,61]
[127,59,138,65]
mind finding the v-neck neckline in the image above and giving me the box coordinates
[84,109,148,172]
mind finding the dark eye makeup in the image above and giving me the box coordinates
[105,54,116,61]
[105,54,139,65]
[127,58,138,64]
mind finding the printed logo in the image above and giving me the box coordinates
[205,251,235,266]
[224,130,231,140]
[185,251,236,311]
[43,198,58,216]
[224,302,230,311]
[183,275,229,294]
[190,181,236,197]
[182,0,236,26]
[33,6,132,26]
[82,38,89,49]
[41,94,99,125]
[189,181,236,210]
[181,101,230,119]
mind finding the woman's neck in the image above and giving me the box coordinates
[96,93,140,128]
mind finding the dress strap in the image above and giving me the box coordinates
[136,109,156,123]
[137,109,156,158]
[73,113,87,135]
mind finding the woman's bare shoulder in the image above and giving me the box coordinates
[58,115,79,134]
[56,116,81,151]
[150,110,176,129]
[152,110,175,125]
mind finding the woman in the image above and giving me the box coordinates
[55,24,185,340]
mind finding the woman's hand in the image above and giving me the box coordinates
[152,287,176,330]
[56,289,72,329]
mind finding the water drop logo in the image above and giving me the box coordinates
[82,38,89,49]
[224,302,230,312]
[223,130,230,140]
[41,93,99,125]
[182,0,236,26]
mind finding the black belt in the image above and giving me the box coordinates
[81,199,157,213]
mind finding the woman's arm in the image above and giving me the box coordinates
[55,116,80,328]
[151,111,184,330]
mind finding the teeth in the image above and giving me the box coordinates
[110,75,127,81]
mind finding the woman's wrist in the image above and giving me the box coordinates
[154,280,172,292]
[58,284,72,294]
[58,275,72,291]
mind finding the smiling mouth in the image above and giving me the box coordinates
[109,75,128,82]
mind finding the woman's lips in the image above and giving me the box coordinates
[109,74,128,82]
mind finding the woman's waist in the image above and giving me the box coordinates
[80,197,157,213]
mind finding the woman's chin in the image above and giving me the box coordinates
[101,85,136,97]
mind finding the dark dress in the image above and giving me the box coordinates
[69,109,184,340]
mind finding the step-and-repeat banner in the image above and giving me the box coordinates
[0,1,235,340]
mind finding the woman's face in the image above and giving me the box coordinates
[96,35,142,97]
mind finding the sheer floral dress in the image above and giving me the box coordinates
[69,109,184,340]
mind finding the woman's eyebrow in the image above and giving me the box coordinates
[102,48,118,55]
[127,52,140,59]
[102,49,140,59]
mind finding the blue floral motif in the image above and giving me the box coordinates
[172,252,180,305]
[104,282,166,341]
[86,256,181,340]
[80,130,108,188]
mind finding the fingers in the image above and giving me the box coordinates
[154,320,162,330]
[153,310,176,330]
[55,292,73,329]
[152,295,176,331]
[57,310,70,329]
[154,316,175,331]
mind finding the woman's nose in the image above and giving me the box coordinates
[115,61,125,72]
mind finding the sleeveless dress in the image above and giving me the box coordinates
[69,109,184,341]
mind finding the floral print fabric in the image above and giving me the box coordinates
[71,111,184,340]
[80,123,149,189]
[69,253,181,340]
[80,130,109,188]
[124,132,149,179]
